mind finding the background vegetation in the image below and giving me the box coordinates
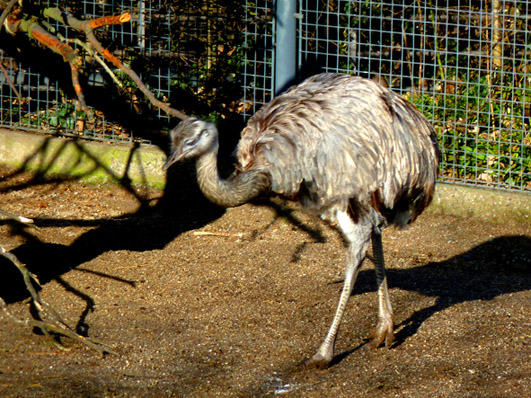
[0,0,529,190]
[300,0,530,190]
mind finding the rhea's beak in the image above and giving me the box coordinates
[162,150,183,170]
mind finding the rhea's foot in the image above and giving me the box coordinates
[304,349,333,369]
[364,316,395,349]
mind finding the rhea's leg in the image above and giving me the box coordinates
[306,211,372,369]
[365,230,395,349]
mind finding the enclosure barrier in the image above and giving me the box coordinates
[0,0,529,192]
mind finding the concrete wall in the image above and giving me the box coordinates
[431,184,530,224]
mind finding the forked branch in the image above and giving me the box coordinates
[1,4,188,121]
[0,211,115,355]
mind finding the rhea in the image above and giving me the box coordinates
[163,73,439,368]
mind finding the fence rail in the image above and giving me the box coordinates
[0,0,530,192]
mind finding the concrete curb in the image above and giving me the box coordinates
[0,128,167,189]
[430,183,530,224]
[1,128,530,223]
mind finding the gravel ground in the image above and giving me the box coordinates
[0,165,530,397]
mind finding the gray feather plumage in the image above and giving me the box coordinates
[235,73,439,226]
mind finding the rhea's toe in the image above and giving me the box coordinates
[364,319,395,350]
[304,352,333,369]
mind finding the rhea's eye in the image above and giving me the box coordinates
[184,137,199,148]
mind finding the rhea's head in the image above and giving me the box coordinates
[163,118,219,170]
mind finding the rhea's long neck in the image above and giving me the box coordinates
[195,150,270,208]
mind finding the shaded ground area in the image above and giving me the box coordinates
[0,165,530,397]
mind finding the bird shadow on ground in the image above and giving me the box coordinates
[250,198,328,244]
[330,234,531,366]
[1,153,530,367]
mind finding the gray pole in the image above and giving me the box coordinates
[274,0,297,95]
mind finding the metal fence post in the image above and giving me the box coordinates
[274,0,297,95]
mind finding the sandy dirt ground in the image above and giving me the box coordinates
[0,164,530,397]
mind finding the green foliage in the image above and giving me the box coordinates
[408,68,531,189]
[14,102,86,135]
[338,0,531,190]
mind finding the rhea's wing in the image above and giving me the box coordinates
[235,73,439,219]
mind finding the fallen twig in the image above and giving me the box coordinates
[193,231,244,238]
[0,208,34,225]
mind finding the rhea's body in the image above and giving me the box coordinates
[163,73,439,368]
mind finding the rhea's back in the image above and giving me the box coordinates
[235,73,439,225]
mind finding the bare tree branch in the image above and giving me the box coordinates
[43,7,188,121]
[0,0,23,100]
[0,61,21,100]
[2,4,188,123]
[0,213,116,355]
[0,0,19,30]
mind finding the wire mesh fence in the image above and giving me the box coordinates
[0,0,245,145]
[0,1,530,192]
[242,0,275,119]
[296,0,531,192]
[1,1,165,144]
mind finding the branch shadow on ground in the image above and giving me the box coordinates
[0,142,226,306]
[2,137,530,391]
[1,149,531,394]
[0,117,327,343]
